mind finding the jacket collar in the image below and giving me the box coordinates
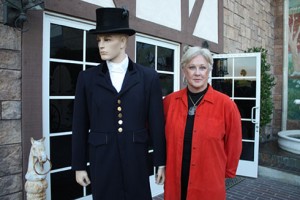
[175,84,215,106]
[99,59,134,74]
[96,59,138,94]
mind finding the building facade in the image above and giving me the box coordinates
[0,0,298,199]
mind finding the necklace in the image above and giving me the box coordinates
[188,94,204,116]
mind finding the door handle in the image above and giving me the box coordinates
[251,107,259,123]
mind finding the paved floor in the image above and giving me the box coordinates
[153,175,300,200]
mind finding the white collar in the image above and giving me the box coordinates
[107,55,129,73]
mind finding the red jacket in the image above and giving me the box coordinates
[163,86,242,200]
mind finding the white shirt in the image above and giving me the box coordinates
[107,56,129,92]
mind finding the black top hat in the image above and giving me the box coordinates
[89,8,136,36]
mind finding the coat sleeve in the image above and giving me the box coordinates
[148,72,166,167]
[72,71,90,170]
[224,101,242,178]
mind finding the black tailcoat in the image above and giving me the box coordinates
[72,59,166,200]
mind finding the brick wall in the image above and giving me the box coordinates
[0,3,23,200]
[273,0,284,135]
[223,0,283,138]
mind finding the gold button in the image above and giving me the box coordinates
[118,113,123,118]
[118,127,123,133]
[118,120,123,125]
[117,106,122,111]
[117,99,121,104]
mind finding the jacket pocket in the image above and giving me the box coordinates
[132,129,149,143]
[88,132,108,147]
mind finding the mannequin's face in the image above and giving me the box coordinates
[97,34,128,63]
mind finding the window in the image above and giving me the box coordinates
[44,14,97,199]
[135,34,180,97]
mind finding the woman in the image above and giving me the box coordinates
[163,46,242,200]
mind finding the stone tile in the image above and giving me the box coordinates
[0,24,21,50]
[0,2,3,23]
[0,120,21,145]
[0,144,22,176]
[0,173,22,197]
[0,192,22,200]
[0,50,21,70]
[2,101,21,119]
[0,69,21,100]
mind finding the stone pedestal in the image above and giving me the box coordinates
[25,179,48,200]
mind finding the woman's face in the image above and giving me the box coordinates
[183,54,210,93]
[97,34,127,63]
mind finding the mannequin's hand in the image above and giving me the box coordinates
[155,167,165,185]
[76,170,91,187]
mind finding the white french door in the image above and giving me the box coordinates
[212,53,261,178]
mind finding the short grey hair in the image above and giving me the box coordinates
[180,46,213,70]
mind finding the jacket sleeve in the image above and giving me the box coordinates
[72,71,90,170]
[148,72,166,167]
[224,101,242,178]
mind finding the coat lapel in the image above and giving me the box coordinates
[96,62,116,93]
[119,59,139,95]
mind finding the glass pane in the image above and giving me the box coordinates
[51,170,83,199]
[136,42,155,68]
[212,79,232,96]
[50,135,71,170]
[242,121,255,140]
[240,142,254,161]
[234,80,256,97]
[50,99,74,133]
[234,57,256,77]
[50,24,83,60]
[287,78,300,120]
[235,99,255,119]
[212,58,232,77]
[157,46,174,71]
[86,32,102,63]
[159,73,173,96]
[50,62,82,96]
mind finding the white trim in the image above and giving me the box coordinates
[44,11,95,27]
[282,0,289,130]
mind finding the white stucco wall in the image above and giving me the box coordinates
[136,0,181,31]
[189,0,196,16]
[193,0,218,43]
[81,0,115,7]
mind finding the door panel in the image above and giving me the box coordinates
[212,53,261,178]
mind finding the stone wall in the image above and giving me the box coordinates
[223,0,283,138]
[0,3,23,200]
